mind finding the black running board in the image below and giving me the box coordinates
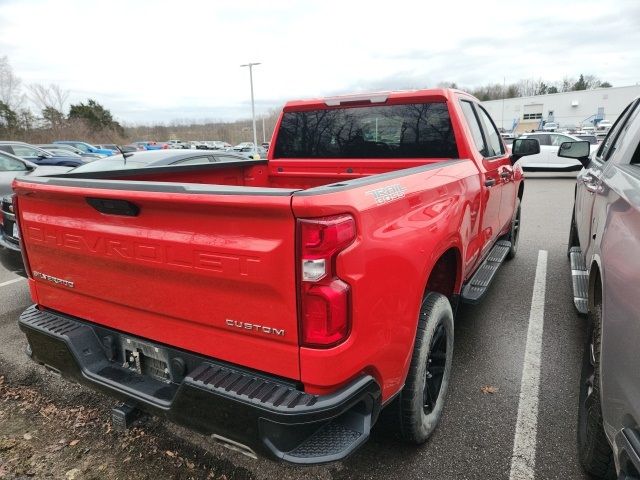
[569,246,589,314]
[461,240,511,304]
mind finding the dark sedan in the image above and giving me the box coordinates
[0,141,89,167]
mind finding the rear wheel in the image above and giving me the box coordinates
[397,292,454,443]
[577,281,615,479]
[506,198,521,260]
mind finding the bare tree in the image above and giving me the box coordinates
[28,83,69,113]
[0,56,25,110]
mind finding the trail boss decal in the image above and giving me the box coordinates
[366,184,407,205]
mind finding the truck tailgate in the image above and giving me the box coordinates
[14,178,300,380]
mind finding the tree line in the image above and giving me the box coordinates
[440,74,612,102]
[0,55,614,145]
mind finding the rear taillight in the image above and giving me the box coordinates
[297,215,356,348]
[12,195,32,278]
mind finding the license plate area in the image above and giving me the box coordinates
[122,337,172,383]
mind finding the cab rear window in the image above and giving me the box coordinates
[274,102,458,159]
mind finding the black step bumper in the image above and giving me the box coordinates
[19,305,381,464]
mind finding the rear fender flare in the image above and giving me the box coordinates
[395,239,462,392]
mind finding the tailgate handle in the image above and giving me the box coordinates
[86,198,140,216]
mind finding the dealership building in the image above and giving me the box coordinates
[482,84,640,133]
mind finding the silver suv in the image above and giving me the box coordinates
[564,96,640,479]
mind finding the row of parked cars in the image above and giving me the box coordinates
[132,140,271,159]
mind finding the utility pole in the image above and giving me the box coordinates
[262,116,266,143]
[240,62,261,154]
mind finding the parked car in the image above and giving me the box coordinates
[36,147,83,158]
[0,141,89,167]
[261,141,270,151]
[0,151,71,274]
[543,121,559,132]
[565,96,640,479]
[35,144,104,159]
[95,144,120,152]
[120,144,142,153]
[53,141,116,156]
[12,88,539,464]
[133,141,169,151]
[67,149,251,173]
[231,142,255,151]
[596,120,613,131]
[235,146,267,159]
[516,132,598,170]
[167,140,189,149]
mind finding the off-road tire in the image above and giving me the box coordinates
[506,198,521,260]
[397,292,454,444]
[577,285,616,479]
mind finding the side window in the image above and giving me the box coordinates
[533,134,550,146]
[0,153,27,171]
[550,134,569,146]
[171,156,212,165]
[0,145,14,155]
[11,145,42,157]
[460,101,488,156]
[597,101,638,162]
[476,105,505,156]
[74,143,89,153]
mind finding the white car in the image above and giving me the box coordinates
[516,132,598,170]
[542,122,559,132]
[597,120,613,131]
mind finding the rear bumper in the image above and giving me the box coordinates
[19,305,381,464]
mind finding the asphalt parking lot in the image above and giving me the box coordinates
[0,173,590,480]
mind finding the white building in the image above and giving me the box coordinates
[482,84,640,133]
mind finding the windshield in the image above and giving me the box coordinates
[274,102,458,159]
[70,155,149,172]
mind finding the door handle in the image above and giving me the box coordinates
[485,178,496,187]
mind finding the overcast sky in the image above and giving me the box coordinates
[1,0,639,124]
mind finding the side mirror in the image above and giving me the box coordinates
[558,141,591,168]
[510,138,540,164]
[23,160,36,171]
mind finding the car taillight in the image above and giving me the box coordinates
[297,215,356,348]
[12,195,33,278]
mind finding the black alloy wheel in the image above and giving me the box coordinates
[423,323,447,414]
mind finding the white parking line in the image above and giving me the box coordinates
[0,278,25,288]
[509,250,548,480]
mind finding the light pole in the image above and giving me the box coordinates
[240,62,261,154]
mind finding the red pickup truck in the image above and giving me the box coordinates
[12,89,539,464]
